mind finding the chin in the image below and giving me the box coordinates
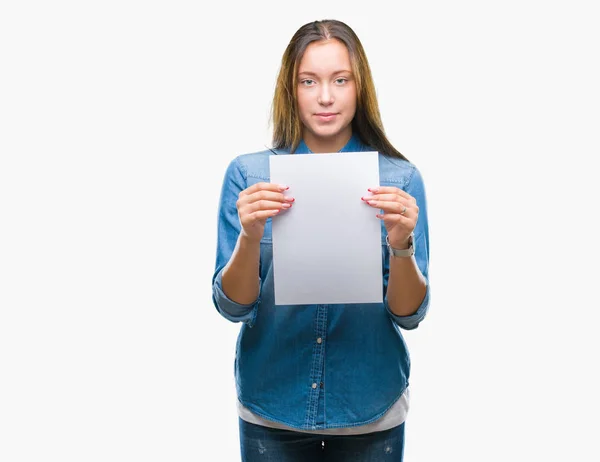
[311,124,347,139]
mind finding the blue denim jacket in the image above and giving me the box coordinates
[212,133,430,431]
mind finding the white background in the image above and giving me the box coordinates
[1,1,599,461]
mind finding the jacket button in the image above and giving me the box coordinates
[312,383,317,389]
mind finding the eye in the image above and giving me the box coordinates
[335,78,348,85]
[301,79,315,86]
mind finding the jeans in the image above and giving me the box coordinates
[239,418,405,462]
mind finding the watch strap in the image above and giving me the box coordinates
[386,234,414,258]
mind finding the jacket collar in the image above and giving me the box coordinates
[271,132,367,155]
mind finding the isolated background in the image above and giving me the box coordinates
[1,1,599,461]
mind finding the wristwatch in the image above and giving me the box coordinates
[386,233,414,258]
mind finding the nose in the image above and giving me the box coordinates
[317,83,334,106]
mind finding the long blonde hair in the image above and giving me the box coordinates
[271,19,407,160]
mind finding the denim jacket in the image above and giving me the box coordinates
[212,133,430,431]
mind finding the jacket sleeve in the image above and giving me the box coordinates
[211,157,260,325]
[383,165,431,330]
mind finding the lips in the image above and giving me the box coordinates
[315,113,338,122]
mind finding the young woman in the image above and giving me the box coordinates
[212,19,430,461]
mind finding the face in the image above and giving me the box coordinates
[296,39,357,153]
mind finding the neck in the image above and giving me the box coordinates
[303,129,352,153]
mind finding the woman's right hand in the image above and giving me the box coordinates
[236,182,294,242]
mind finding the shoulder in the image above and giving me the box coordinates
[227,148,283,181]
[378,153,425,191]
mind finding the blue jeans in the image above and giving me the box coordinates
[239,418,405,462]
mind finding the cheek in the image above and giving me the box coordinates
[296,94,312,123]
[342,87,357,111]
[297,91,308,111]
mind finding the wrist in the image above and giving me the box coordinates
[387,235,412,250]
[386,233,415,258]
[239,231,262,247]
[388,238,411,250]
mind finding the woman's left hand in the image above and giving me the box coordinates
[362,186,418,249]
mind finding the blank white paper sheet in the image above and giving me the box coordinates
[269,151,383,305]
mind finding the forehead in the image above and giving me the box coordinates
[298,39,351,75]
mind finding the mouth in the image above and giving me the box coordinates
[315,113,338,121]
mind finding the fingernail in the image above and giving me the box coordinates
[285,197,295,202]
[278,184,289,191]
[368,187,379,193]
[282,203,291,208]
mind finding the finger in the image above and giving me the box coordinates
[376,212,414,228]
[237,191,294,212]
[362,193,407,203]
[240,182,289,197]
[365,200,417,216]
[244,199,293,214]
[368,186,414,202]
[244,208,283,222]
[247,190,295,204]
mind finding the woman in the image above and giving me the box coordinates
[212,19,430,461]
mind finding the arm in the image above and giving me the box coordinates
[221,233,261,305]
[212,158,292,323]
[212,158,257,323]
[386,240,428,317]
[365,166,431,330]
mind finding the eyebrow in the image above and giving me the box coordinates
[297,70,352,77]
